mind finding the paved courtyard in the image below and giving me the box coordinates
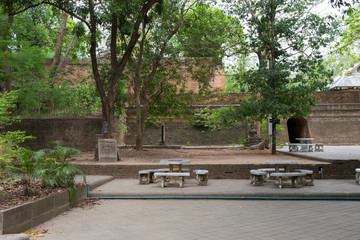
[32,199,360,240]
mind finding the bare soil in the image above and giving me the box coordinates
[0,179,66,210]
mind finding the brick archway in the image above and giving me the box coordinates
[287,117,310,143]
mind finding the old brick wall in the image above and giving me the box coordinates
[77,160,356,179]
[277,90,360,145]
[125,121,247,146]
[6,118,102,151]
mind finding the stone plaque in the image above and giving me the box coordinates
[98,138,118,162]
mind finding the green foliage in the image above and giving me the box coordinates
[330,4,360,74]
[0,92,32,168]
[33,141,85,188]
[0,91,18,126]
[192,106,241,130]
[15,80,101,118]
[0,92,34,193]
[225,0,338,118]
[177,3,241,58]
[9,147,37,195]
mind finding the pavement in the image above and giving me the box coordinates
[29,199,360,240]
[3,146,360,240]
[86,177,360,200]
[278,145,360,161]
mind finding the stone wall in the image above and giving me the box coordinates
[5,90,360,150]
[6,118,102,151]
[125,121,247,146]
[77,160,357,179]
[0,185,86,234]
[317,90,360,103]
[278,103,360,145]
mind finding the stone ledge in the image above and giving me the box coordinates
[0,185,87,235]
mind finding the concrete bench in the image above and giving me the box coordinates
[294,169,314,186]
[314,143,324,152]
[154,172,190,188]
[269,172,306,189]
[257,168,284,181]
[138,168,190,184]
[289,143,315,152]
[289,144,299,152]
[193,170,209,186]
[138,169,158,184]
[250,170,267,186]
[356,168,360,184]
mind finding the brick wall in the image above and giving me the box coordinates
[76,160,357,179]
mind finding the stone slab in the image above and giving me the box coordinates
[98,138,118,162]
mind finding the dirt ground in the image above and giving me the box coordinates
[73,147,320,165]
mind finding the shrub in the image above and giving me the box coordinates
[33,141,85,188]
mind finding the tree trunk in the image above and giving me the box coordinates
[1,14,14,92]
[50,11,68,77]
[46,11,68,112]
[135,96,148,151]
[271,122,277,155]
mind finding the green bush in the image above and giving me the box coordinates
[0,92,34,185]
[33,141,85,188]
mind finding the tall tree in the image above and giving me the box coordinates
[125,1,238,150]
[330,3,360,72]
[0,1,44,92]
[225,0,339,154]
[43,0,162,138]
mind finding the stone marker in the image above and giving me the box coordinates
[98,138,118,162]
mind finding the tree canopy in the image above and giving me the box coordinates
[223,0,339,153]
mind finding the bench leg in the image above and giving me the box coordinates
[139,173,150,184]
[178,176,184,188]
[278,177,282,189]
[305,174,314,186]
[160,176,166,188]
[149,172,156,183]
[356,173,360,184]
[291,176,301,188]
[197,174,208,186]
[252,175,264,186]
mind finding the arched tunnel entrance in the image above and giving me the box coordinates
[287,117,310,143]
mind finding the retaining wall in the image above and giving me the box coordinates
[76,160,359,180]
[5,118,102,151]
[0,185,87,235]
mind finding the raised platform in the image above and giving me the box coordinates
[84,178,360,200]
[73,146,360,180]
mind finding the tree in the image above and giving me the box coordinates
[125,1,238,150]
[125,0,193,150]
[0,1,45,92]
[330,3,360,72]
[225,0,339,154]
[40,0,162,139]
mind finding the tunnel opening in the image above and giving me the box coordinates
[287,117,310,143]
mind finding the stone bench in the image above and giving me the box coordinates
[314,143,324,152]
[138,168,190,184]
[193,170,209,186]
[154,172,190,188]
[294,169,314,186]
[269,172,306,189]
[250,170,267,186]
[138,169,158,184]
[289,144,299,152]
[257,168,284,181]
[288,143,315,152]
[356,168,360,184]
